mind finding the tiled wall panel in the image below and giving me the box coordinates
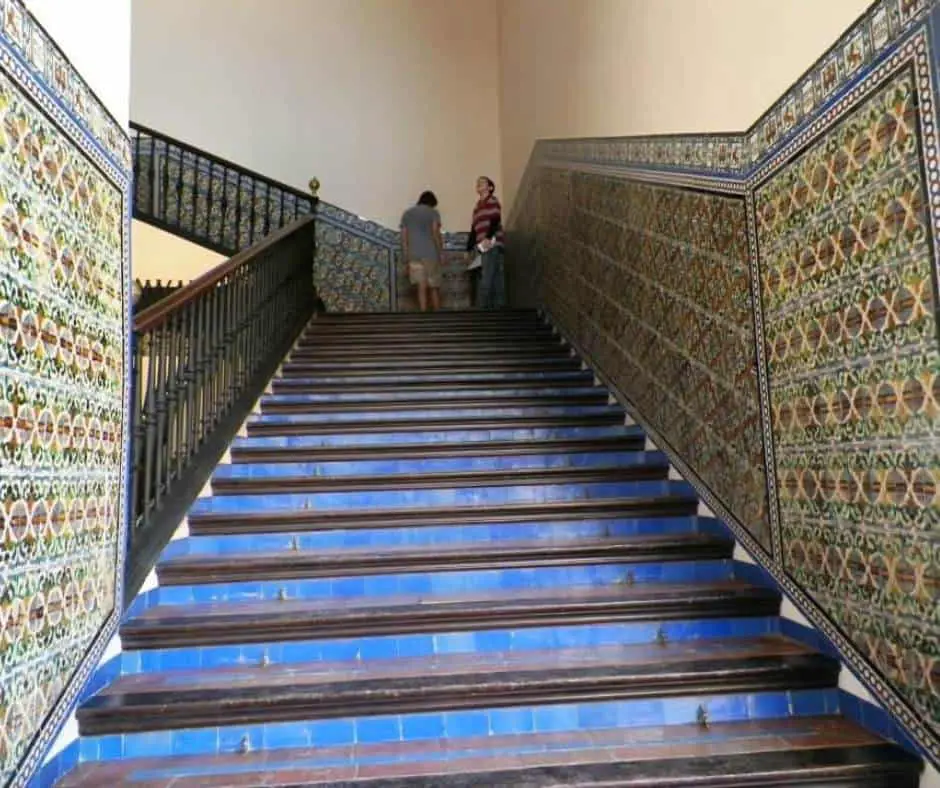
[0,1,132,784]
[508,0,940,765]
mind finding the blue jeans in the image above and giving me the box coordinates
[477,246,506,309]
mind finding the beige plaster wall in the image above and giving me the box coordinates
[131,0,502,231]
[498,0,872,209]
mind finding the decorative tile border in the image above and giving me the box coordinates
[0,0,130,172]
[0,0,132,785]
[533,0,933,178]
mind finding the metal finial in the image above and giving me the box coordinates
[308,177,320,197]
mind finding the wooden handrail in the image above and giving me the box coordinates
[134,214,316,333]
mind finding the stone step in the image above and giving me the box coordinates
[259,391,610,414]
[120,582,781,650]
[229,432,644,464]
[156,532,733,585]
[58,717,921,787]
[77,638,836,735]
[209,457,670,496]
[245,411,626,436]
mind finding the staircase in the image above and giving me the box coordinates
[58,310,921,786]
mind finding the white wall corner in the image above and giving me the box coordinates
[779,598,814,628]
[696,500,716,517]
[920,762,940,788]
[732,543,757,564]
[198,477,214,499]
[624,414,635,426]
[644,437,658,452]
[667,465,685,482]
[170,518,190,541]
[837,666,878,706]
[139,568,159,593]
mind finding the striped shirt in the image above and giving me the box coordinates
[471,195,504,246]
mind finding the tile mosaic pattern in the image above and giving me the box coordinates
[314,217,395,313]
[509,1,940,765]
[0,0,131,785]
[537,173,769,550]
[757,63,940,737]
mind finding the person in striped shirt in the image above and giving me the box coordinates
[466,176,506,309]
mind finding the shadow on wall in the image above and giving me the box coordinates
[507,0,940,768]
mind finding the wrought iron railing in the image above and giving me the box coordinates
[131,122,316,255]
[126,214,318,601]
[129,123,475,312]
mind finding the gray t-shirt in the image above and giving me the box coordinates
[400,204,441,262]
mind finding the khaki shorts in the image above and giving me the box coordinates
[408,259,441,288]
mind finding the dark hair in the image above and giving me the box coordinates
[479,176,495,195]
[418,190,438,207]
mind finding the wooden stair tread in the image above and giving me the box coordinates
[229,434,645,463]
[120,582,781,649]
[94,637,814,695]
[78,638,834,734]
[245,412,626,435]
[259,393,610,413]
[57,717,919,787]
[186,494,700,534]
[187,493,698,528]
[272,373,595,391]
[156,532,731,584]
[208,461,671,495]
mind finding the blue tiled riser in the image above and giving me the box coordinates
[30,741,79,788]
[28,652,125,787]
[188,480,696,515]
[839,691,923,757]
[249,404,622,424]
[161,516,723,558]
[212,450,666,480]
[80,689,841,762]
[232,424,637,449]
[122,617,781,674]
[138,559,733,607]
[262,386,604,403]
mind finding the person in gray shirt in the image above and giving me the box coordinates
[401,191,444,311]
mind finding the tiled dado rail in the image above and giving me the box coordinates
[131,125,471,312]
[507,0,940,767]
